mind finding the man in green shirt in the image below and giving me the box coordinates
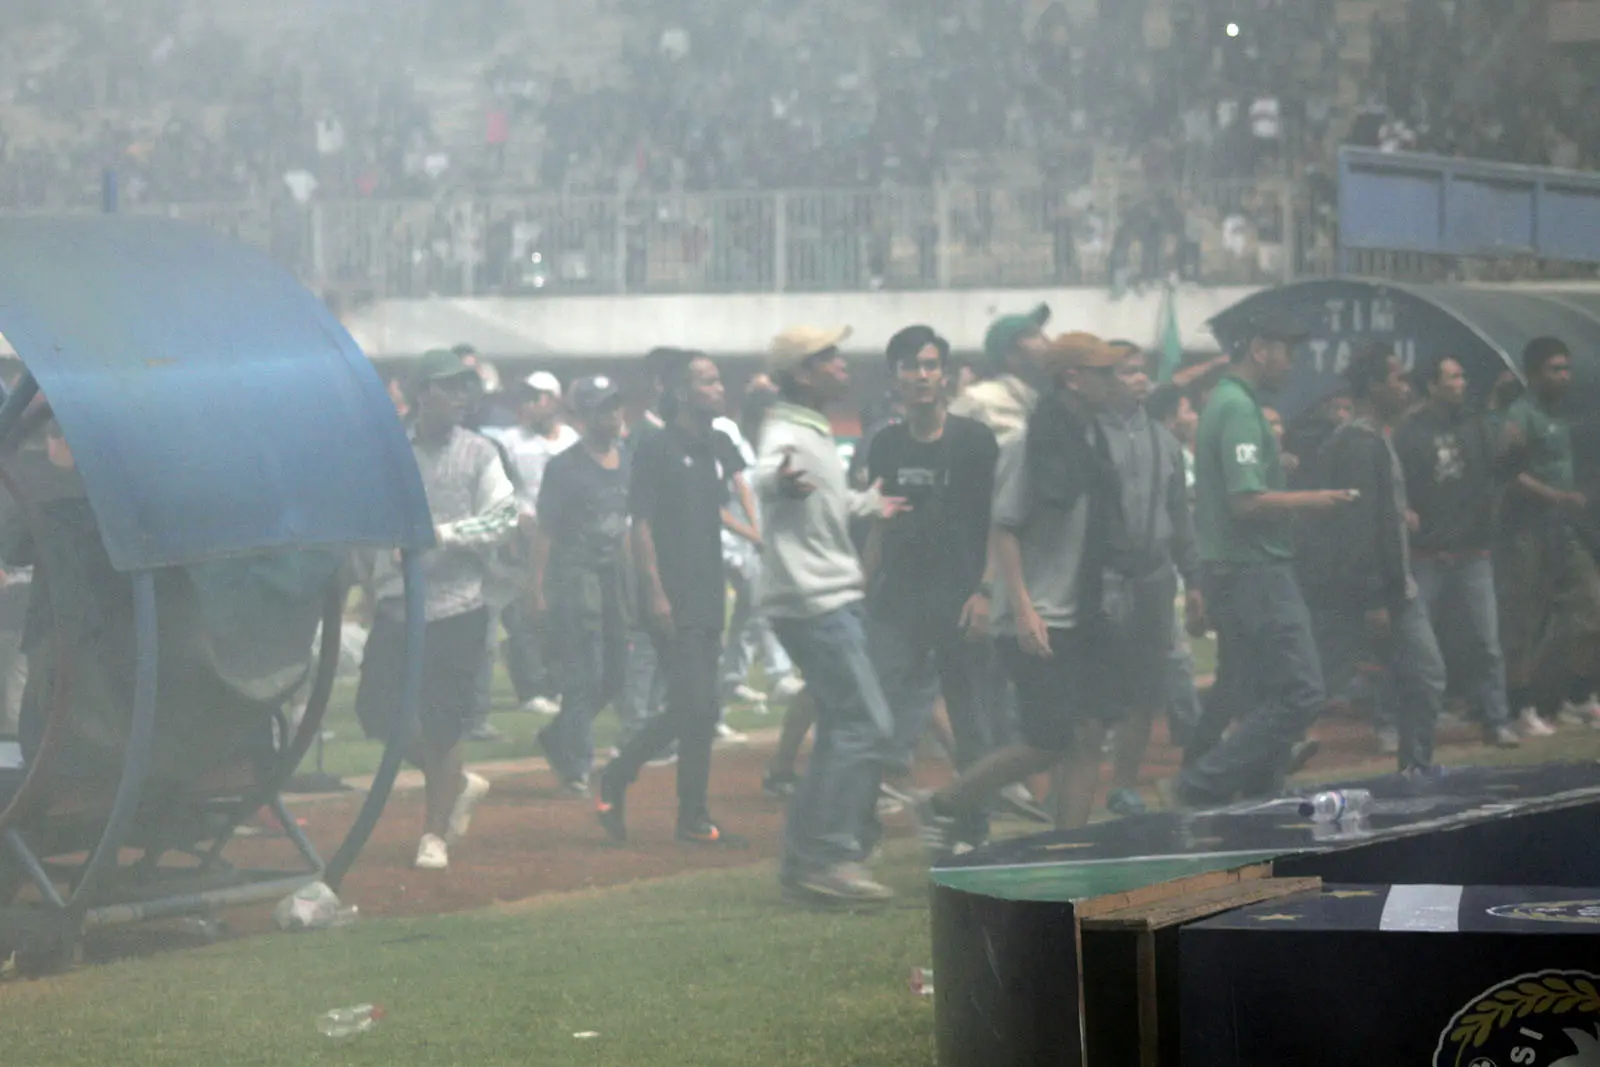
[1496,336,1600,733]
[1170,310,1356,807]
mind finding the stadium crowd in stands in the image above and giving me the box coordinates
[1,0,1596,211]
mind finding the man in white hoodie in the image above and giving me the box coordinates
[756,326,908,905]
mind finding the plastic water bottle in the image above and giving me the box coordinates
[316,1005,383,1038]
[1299,789,1374,823]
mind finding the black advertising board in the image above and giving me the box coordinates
[1183,884,1600,1067]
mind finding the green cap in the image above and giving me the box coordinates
[414,348,476,383]
[983,304,1051,365]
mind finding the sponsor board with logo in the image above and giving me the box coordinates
[1180,885,1600,1066]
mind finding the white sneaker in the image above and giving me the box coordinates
[729,684,768,706]
[1519,707,1556,737]
[414,833,449,869]
[715,722,750,745]
[1558,699,1600,728]
[522,696,560,716]
[447,772,490,841]
[880,781,917,807]
[773,676,805,700]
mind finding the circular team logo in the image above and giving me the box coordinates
[1487,901,1600,926]
[1434,970,1600,1067]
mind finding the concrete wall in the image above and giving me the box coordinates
[342,285,1266,360]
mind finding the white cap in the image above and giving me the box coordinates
[523,370,561,397]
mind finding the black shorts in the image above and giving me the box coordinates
[355,607,489,751]
[998,625,1121,751]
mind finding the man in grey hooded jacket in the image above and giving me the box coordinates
[755,325,908,905]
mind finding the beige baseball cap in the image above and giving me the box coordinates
[767,325,852,376]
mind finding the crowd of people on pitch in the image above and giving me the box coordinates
[362,313,1596,904]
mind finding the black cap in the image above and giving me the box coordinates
[570,374,623,414]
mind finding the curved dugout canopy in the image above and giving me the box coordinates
[1210,278,1600,483]
[0,215,433,571]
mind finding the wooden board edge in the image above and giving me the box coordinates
[1081,876,1323,930]
[1073,862,1275,919]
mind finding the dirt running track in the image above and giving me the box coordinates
[205,713,1493,937]
[220,745,794,934]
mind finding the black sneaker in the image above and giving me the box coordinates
[595,770,627,844]
[676,818,749,848]
[912,792,960,859]
[1284,739,1321,776]
[762,768,800,798]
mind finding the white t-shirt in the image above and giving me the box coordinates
[1223,214,1251,257]
[283,169,318,204]
[316,117,345,156]
[1378,120,1415,153]
[1249,96,1281,140]
[714,416,758,567]
[488,423,579,517]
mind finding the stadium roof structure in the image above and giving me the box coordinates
[0,215,433,571]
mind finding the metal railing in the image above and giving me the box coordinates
[14,179,1332,297]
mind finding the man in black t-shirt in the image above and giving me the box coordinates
[533,376,632,794]
[597,351,748,846]
[614,347,691,750]
[864,325,999,845]
[1393,355,1519,748]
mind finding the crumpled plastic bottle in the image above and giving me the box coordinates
[316,1004,384,1038]
[273,881,358,931]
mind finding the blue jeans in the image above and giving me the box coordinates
[501,600,551,704]
[1179,563,1326,805]
[1166,579,1203,743]
[1312,596,1445,771]
[773,602,892,883]
[542,570,629,783]
[615,627,664,747]
[720,564,793,696]
[469,602,552,728]
[865,609,997,847]
[1414,554,1511,729]
[868,611,995,774]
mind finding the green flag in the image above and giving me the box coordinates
[1156,285,1184,382]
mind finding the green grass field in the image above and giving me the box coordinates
[14,730,1599,1065]
[13,631,1599,1067]
[3,847,938,1067]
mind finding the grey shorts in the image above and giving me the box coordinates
[1109,567,1178,708]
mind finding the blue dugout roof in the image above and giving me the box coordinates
[0,215,433,571]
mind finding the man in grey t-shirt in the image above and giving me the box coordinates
[916,333,1124,844]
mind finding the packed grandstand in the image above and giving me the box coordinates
[0,0,1596,297]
